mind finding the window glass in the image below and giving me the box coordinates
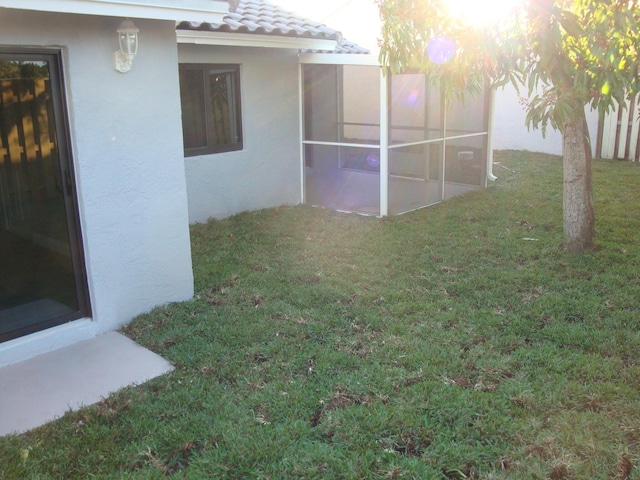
[179,64,242,155]
[0,51,90,341]
[179,69,206,149]
[209,68,239,147]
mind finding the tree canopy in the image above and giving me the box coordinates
[378,0,639,133]
[377,0,640,252]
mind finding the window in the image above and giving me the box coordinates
[179,64,243,156]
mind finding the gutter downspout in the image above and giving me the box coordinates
[298,62,305,204]
[486,86,498,182]
[379,67,389,217]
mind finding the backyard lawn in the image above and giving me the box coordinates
[2,151,640,479]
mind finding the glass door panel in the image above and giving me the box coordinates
[0,52,88,342]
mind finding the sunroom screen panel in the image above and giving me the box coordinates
[303,64,339,143]
[304,144,380,216]
[444,135,486,188]
[390,73,442,145]
[341,65,380,144]
[388,73,445,215]
[445,90,488,137]
[388,142,443,215]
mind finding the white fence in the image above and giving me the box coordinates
[599,94,640,161]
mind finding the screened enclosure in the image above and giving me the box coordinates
[301,55,491,216]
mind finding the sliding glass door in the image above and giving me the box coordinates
[0,50,89,342]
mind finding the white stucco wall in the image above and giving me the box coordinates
[0,10,194,365]
[178,45,302,223]
[493,83,599,156]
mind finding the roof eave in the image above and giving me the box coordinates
[299,52,380,65]
[177,30,338,51]
[0,0,229,22]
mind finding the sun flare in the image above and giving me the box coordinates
[445,0,522,27]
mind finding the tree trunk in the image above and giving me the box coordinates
[562,108,595,253]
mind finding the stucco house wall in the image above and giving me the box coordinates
[178,44,302,223]
[0,10,194,365]
[493,83,599,156]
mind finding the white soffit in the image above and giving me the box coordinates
[299,53,380,66]
[177,30,337,51]
[0,0,229,23]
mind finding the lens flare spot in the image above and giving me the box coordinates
[427,36,456,64]
[366,154,380,168]
[407,89,420,106]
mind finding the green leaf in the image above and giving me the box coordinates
[559,11,584,37]
[618,57,626,71]
[377,0,640,127]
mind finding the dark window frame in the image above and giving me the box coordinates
[179,63,243,156]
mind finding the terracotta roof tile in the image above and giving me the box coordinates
[177,0,370,54]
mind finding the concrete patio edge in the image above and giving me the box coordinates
[0,331,173,436]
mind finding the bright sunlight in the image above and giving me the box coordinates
[445,0,522,27]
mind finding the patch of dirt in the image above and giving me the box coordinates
[140,440,206,475]
[252,294,265,306]
[309,386,370,428]
[208,275,239,294]
[577,396,604,413]
[461,336,488,352]
[519,220,533,230]
[496,456,520,471]
[548,461,574,480]
[615,454,635,480]
[302,274,322,284]
[451,366,513,392]
[394,374,426,391]
[519,286,545,304]
[388,428,432,458]
[503,342,521,353]
[511,394,535,410]
[524,437,558,461]
[440,266,461,274]
[204,276,240,305]
[442,463,479,479]
[161,339,178,350]
[454,376,473,389]
[333,324,381,358]
[253,402,271,425]
[334,338,377,358]
[93,397,132,419]
[250,352,269,364]
[249,264,268,272]
[205,291,228,306]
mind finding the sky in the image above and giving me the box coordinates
[272,0,382,53]
[271,0,525,55]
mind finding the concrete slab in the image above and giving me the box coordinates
[0,332,173,436]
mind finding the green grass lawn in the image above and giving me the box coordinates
[2,151,640,479]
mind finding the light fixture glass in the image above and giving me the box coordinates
[114,19,139,73]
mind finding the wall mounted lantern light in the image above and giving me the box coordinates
[114,19,139,73]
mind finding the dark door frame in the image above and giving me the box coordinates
[0,47,90,342]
